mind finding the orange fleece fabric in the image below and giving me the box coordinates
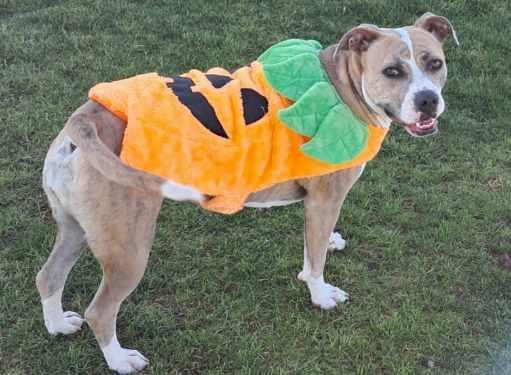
[89,62,388,214]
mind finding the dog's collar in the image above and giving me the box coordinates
[258,39,370,164]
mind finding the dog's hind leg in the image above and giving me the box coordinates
[83,192,161,374]
[86,253,150,374]
[36,191,86,335]
[85,238,152,373]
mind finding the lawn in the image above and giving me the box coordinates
[1,0,511,374]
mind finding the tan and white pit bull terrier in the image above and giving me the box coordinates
[37,13,458,374]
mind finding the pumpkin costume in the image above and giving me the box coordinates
[89,40,388,214]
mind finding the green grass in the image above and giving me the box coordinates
[1,0,511,374]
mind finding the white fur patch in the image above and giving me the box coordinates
[244,198,302,208]
[43,137,76,192]
[394,28,445,123]
[161,181,204,202]
[328,232,347,251]
[300,274,349,310]
[41,288,84,335]
[357,163,366,179]
[298,238,349,309]
[102,335,149,374]
[298,238,312,281]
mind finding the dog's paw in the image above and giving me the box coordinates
[305,276,350,310]
[45,310,84,335]
[103,338,149,374]
[311,283,349,310]
[328,232,346,252]
[106,349,148,374]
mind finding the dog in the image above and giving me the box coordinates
[37,13,457,374]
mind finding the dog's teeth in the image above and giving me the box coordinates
[416,119,435,130]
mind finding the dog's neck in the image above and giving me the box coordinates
[320,45,389,128]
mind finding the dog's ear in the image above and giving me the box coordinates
[337,24,381,53]
[415,12,459,46]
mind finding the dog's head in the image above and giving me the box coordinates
[338,13,458,137]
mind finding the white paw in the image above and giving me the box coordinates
[328,232,346,252]
[297,270,308,282]
[106,349,149,374]
[311,283,350,310]
[102,336,149,374]
[45,311,84,335]
[304,275,349,310]
[42,290,83,335]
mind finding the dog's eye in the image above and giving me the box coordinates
[427,59,443,71]
[382,66,403,78]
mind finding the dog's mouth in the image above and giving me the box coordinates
[403,117,438,137]
[382,107,439,138]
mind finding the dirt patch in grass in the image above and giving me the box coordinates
[490,251,511,271]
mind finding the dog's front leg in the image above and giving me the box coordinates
[298,194,349,309]
[298,169,361,309]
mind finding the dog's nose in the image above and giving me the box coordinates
[414,90,439,118]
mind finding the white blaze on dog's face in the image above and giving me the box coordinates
[341,13,458,137]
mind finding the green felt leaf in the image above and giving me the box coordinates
[258,39,322,65]
[300,103,368,164]
[278,82,339,137]
[261,53,327,101]
[258,39,327,101]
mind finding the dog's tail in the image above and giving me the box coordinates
[65,111,204,202]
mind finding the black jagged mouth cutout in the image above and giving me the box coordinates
[167,76,228,138]
[166,74,270,138]
[205,74,232,89]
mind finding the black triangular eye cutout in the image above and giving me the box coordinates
[241,88,268,125]
[167,77,228,138]
[206,74,233,88]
